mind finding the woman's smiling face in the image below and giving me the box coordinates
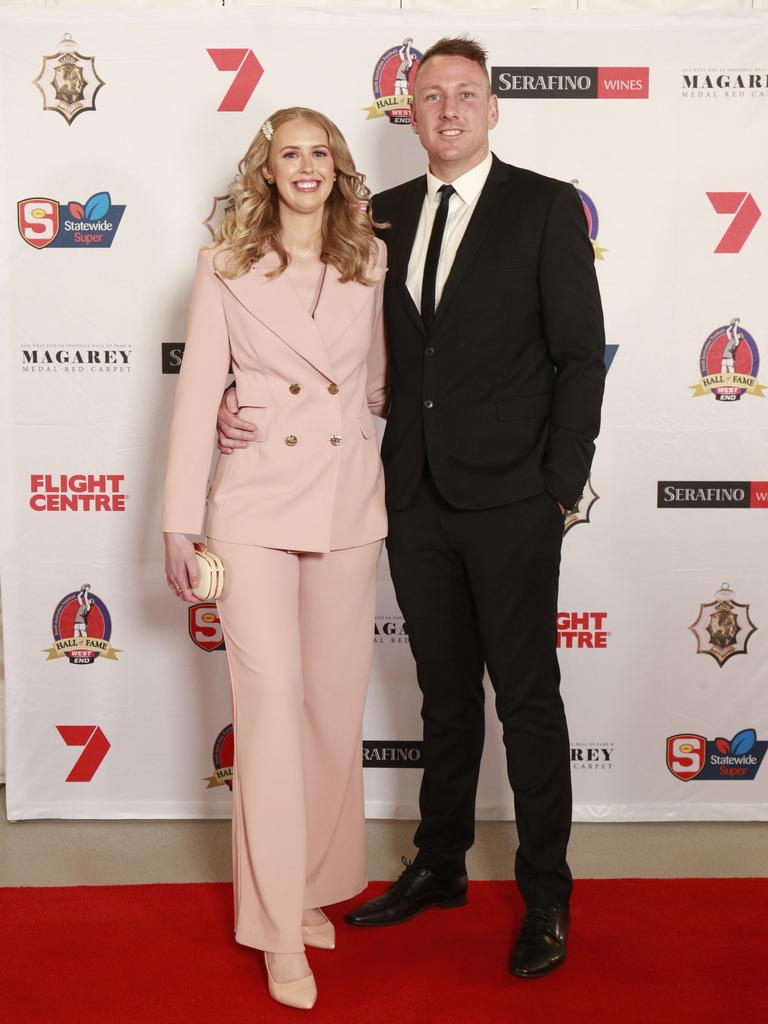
[264,118,336,217]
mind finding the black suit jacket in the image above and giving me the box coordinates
[372,154,606,512]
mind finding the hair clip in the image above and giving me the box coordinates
[261,119,274,142]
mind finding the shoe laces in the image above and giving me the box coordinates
[520,907,558,939]
[391,856,422,893]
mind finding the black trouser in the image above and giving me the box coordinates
[386,472,573,909]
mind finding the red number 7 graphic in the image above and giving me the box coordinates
[56,725,111,782]
[207,49,264,112]
[706,192,761,253]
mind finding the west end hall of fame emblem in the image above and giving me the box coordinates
[689,583,758,668]
[33,33,105,125]
[364,38,423,124]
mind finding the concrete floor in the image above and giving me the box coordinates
[2,788,765,886]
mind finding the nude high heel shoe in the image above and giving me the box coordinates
[264,953,317,1010]
[301,909,336,950]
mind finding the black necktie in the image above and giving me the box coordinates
[420,183,455,330]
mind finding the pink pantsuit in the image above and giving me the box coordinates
[163,240,388,951]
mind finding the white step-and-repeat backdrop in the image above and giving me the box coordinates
[1,7,767,821]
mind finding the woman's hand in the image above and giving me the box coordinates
[164,532,200,603]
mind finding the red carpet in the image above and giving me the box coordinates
[1,879,765,1023]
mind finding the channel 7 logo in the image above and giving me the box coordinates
[707,192,761,253]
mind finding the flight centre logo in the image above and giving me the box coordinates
[492,66,649,100]
[364,38,423,125]
[557,612,609,650]
[667,729,767,781]
[572,182,607,260]
[44,585,121,666]
[18,191,125,250]
[189,602,226,653]
[690,319,764,402]
[29,474,126,512]
[689,583,757,668]
[33,32,105,125]
[204,724,234,790]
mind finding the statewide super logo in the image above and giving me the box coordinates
[18,191,125,249]
[690,319,764,402]
[365,38,423,125]
[667,729,767,781]
[572,182,607,260]
[189,602,225,652]
[44,585,121,666]
[33,32,105,125]
[689,583,757,668]
[204,724,234,790]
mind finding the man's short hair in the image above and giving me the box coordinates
[414,36,491,91]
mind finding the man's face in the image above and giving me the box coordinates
[411,55,499,177]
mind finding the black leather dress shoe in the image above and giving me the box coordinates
[344,857,468,927]
[509,905,570,979]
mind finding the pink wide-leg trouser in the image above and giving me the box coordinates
[206,537,382,953]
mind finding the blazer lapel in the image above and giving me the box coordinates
[432,156,511,331]
[382,176,428,337]
[215,251,338,383]
[312,257,385,354]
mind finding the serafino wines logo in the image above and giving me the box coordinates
[691,319,764,401]
[689,583,757,668]
[364,38,423,125]
[667,729,767,781]
[706,192,761,253]
[207,49,263,111]
[492,66,649,99]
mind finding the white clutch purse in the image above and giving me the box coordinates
[192,544,225,601]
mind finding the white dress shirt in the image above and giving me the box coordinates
[406,150,494,315]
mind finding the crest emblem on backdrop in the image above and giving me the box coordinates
[364,38,423,125]
[33,33,105,125]
[572,182,607,260]
[690,320,764,402]
[689,583,757,667]
[564,476,599,535]
[44,585,121,666]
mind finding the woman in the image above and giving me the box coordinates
[162,107,388,1010]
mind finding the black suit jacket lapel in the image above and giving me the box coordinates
[383,176,428,337]
[432,155,511,331]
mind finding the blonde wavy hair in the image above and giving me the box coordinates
[209,107,378,283]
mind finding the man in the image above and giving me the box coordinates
[216,37,605,979]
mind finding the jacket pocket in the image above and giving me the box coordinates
[358,411,377,438]
[233,377,271,440]
[495,392,550,422]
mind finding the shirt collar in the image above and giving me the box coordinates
[426,150,493,207]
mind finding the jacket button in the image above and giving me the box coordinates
[330,435,342,446]
[425,347,435,356]
[327,383,339,395]
[289,383,301,395]
[284,435,298,446]
[424,400,434,409]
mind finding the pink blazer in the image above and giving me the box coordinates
[162,239,388,552]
